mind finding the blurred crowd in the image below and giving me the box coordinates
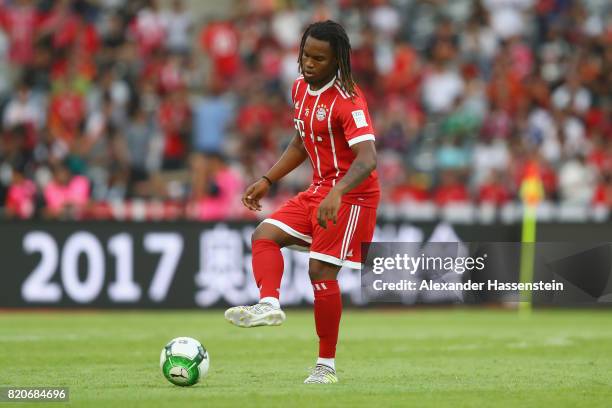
[0,0,611,221]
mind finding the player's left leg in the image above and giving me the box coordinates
[304,259,341,384]
[303,201,377,384]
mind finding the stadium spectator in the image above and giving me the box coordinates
[130,0,166,58]
[2,82,43,152]
[593,173,612,207]
[391,173,431,203]
[552,73,592,115]
[0,0,40,66]
[471,135,510,186]
[47,77,86,143]
[192,79,234,155]
[188,152,243,220]
[162,0,192,55]
[43,161,90,219]
[4,163,36,219]
[558,155,597,205]
[478,170,511,206]
[422,39,464,114]
[158,89,191,170]
[270,1,302,50]
[434,171,470,206]
[123,104,157,198]
[436,136,470,171]
[1,125,30,166]
[199,16,241,83]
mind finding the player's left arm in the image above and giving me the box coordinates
[317,141,376,228]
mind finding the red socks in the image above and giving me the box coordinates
[252,239,284,299]
[251,240,342,358]
[312,280,342,358]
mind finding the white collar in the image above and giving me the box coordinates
[307,76,336,96]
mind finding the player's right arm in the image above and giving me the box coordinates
[241,132,308,211]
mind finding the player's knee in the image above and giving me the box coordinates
[251,225,264,243]
[308,268,321,281]
[251,223,281,246]
[308,268,323,281]
[251,224,272,243]
[308,263,338,281]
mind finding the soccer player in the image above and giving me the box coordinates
[225,20,379,384]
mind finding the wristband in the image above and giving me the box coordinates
[261,176,273,186]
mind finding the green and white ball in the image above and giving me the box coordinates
[160,337,209,386]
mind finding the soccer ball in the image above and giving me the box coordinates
[160,337,209,386]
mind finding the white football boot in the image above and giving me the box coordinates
[224,301,286,328]
[304,364,339,384]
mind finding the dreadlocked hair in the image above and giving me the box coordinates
[298,20,357,97]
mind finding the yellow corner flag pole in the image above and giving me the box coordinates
[518,163,543,316]
[519,204,536,315]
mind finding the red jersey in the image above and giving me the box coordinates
[0,4,41,64]
[199,22,240,79]
[158,98,190,159]
[291,76,380,208]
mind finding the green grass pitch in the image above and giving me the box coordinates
[1,309,611,407]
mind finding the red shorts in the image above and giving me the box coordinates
[263,191,377,269]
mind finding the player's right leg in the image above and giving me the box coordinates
[225,212,311,328]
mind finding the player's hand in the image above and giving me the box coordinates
[241,179,270,211]
[317,189,342,228]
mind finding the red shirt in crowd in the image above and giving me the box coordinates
[158,96,190,160]
[587,145,612,173]
[200,21,240,80]
[0,3,41,64]
[391,184,430,203]
[593,183,612,207]
[5,178,36,218]
[434,183,469,206]
[130,8,166,57]
[478,182,511,206]
[48,90,86,142]
[236,102,276,149]
[159,58,185,93]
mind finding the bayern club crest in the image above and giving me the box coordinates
[316,104,328,121]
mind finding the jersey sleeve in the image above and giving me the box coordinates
[336,92,376,147]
